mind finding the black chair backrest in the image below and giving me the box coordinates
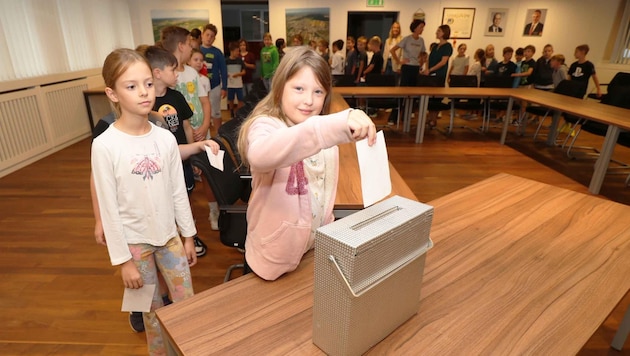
[482,75,513,88]
[608,72,630,90]
[416,75,443,87]
[333,75,356,87]
[190,139,246,206]
[365,73,396,87]
[554,80,586,99]
[602,85,630,109]
[449,75,478,88]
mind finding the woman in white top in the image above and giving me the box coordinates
[382,21,402,77]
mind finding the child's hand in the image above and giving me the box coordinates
[183,238,197,267]
[202,140,220,155]
[121,259,143,289]
[348,110,377,146]
[94,221,106,246]
[193,127,208,142]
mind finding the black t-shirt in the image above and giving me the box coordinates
[368,51,384,74]
[496,61,517,77]
[356,51,368,78]
[520,58,536,85]
[533,57,553,86]
[569,60,596,83]
[153,88,194,145]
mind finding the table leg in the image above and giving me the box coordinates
[415,96,429,143]
[545,110,562,146]
[588,124,620,194]
[612,303,630,351]
[500,97,514,145]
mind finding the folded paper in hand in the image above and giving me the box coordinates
[205,147,225,171]
[121,284,156,313]
[355,130,392,207]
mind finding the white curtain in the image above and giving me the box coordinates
[0,0,134,82]
[612,0,630,64]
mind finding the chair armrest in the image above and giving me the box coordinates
[220,204,247,214]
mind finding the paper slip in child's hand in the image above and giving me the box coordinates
[121,284,156,313]
[205,146,225,172]
[355,130,392,207]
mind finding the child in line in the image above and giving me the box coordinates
[496,46,517,77]
[345,36,357,76]
[92,48,199,354]
[512,48,525,88]
[261,32,279,90]
[448,43,469,79]
[189,48,211,103]
[467,48,486,86]
[550,54,569,88]
[533,44,554,90]
[318,39,330,63]
[239,39,257,97]
[276,38,286,61]
[330,39,345,75]
[568,44,601,97]
[226,41,246,117]
[200,23,227,130]
[236,47,376,281]
[512,45,536,87]
[160,26,220,238]
[355,36,368,83]
[361,36,384,81]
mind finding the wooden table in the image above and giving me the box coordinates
[156,173,630,355]
[504,88,630,194]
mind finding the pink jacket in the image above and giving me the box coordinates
[244,109,355,280]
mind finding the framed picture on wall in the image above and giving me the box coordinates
[485,8,508,37]
[441,8,475,39]
[150,9,209,43]
[523,9,547,36]
[285,8,330,47]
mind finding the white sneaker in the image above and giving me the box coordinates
[209,209,219,230]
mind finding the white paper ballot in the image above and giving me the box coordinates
[206,147,225,172]
[355,130,392,207]
[121,284,156,313]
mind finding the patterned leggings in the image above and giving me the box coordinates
[128,237,194,355]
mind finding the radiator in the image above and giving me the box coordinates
[0,79,90,177]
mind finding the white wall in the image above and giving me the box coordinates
[127,0,224,50]
[269,0,623,83]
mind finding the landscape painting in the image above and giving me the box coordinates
[286,8,330,46]
[151,9,209,42]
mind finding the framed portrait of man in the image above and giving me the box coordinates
[485,8,508,37]
[523,8,547,36]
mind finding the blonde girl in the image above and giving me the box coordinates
[92,48,196,355]
[237,47,376,281]
[383,21,403,76]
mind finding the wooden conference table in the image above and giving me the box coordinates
[156,173,630,355]
[333,86,630,195]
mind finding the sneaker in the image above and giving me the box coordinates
[209,209,219,231]
[387,121,395,126]
[194,236,207,257]
[129,312,145,333]
[511,119,520,127]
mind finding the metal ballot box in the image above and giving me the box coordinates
[313,196,434,356]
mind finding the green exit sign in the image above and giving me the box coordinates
[367,0,383,6]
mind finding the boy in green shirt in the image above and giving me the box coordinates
[260,32,279,90]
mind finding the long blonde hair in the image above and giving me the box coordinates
[386,21,402,45]
[237,46,332,166]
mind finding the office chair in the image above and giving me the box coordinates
[482,76,517,132]
[189,137,251,282]
[364,74,400,126]
[530,80,586,142]
[587,71,630,101]
[447,75,485,134]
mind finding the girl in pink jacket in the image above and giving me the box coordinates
[238,47,376,280]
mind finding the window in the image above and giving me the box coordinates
[0,0,134,82]
[611,0,630,64]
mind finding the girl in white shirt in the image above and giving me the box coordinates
[91,48,198,355]
[467,48,487,86]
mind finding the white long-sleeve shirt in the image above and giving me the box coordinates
[91,123,196,265]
